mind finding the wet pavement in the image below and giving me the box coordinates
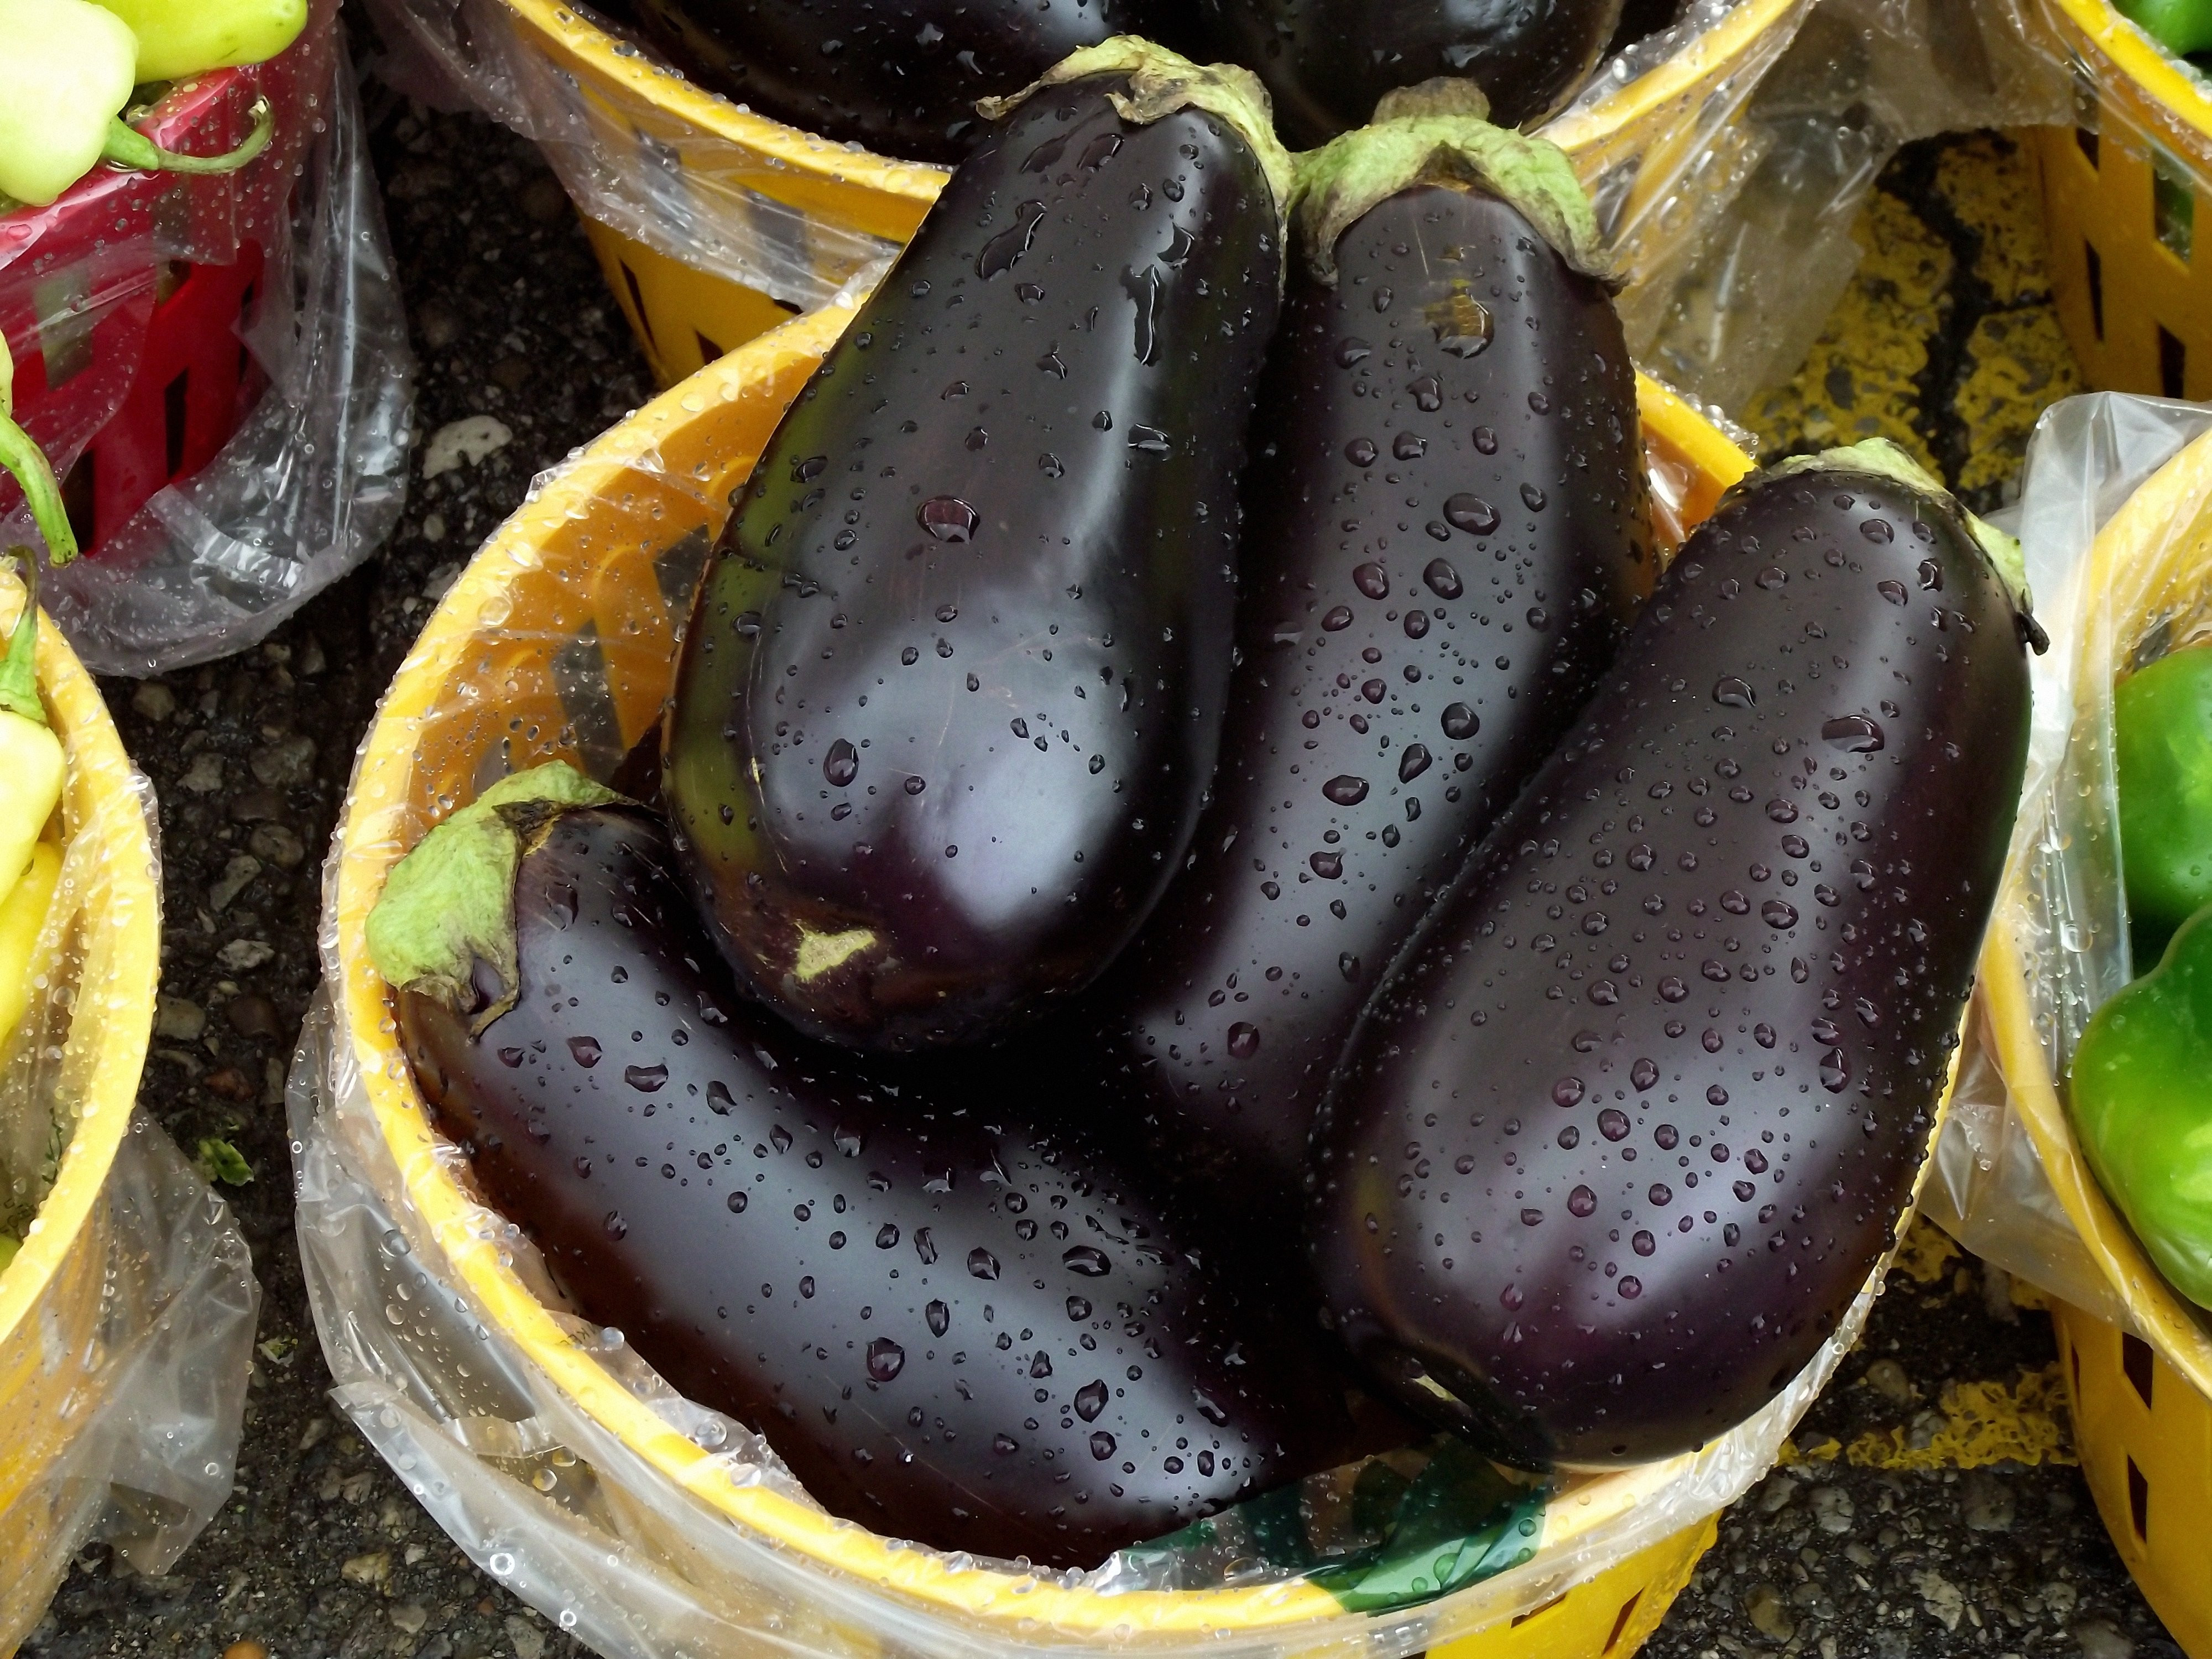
[12,44,2184,1659]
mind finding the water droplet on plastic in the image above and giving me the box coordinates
[919,497,978,542]
[1063,1245,1111,1276]
[1353,562,1389,598]
[1227,1022,1260,1058]
[1323,775,1369,805]
[968,1248,999,1280]
[867,1338,905,1381]
[1444,494,1499,537]
[1820,714,1885,753]
[568,1036,602,1067]
[823,739,859,785]
[1877,578,1908,605]
[1345,438,1379,467]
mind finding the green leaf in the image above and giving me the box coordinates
[196,1137,253,1187]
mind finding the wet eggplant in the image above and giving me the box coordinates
[1196,1,1627,147]
[373,766,1381,1567]
[631,0,1185,165]
[1089,112,1648,1209]
[1308,445,2037,1468]
[664,43,1295,1052]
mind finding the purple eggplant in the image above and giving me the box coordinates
[1308,445,2038,1468]
[630,1,1190,164]
[1196,1,1627,146]
[663,43,1295,1053]
[1089,111,1648,1211]
[371,766,1384,1567]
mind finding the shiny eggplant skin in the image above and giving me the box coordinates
[400,805,1375,1567]
[1196,0,1626,145]
[1091,182,1648,1211]
[632,0,1178,165]
[664,76,1283,1052]
[1309,466,2032,1468]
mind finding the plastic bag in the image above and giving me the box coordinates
[1625,0,2074,413]
[291,315,1947,1659]
[1919,391,2212,1384]
[0,576,258,1645]
[0,13,413,679]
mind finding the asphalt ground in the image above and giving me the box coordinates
[11,38,2182,1659]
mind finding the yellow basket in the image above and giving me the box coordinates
[1978,424,2212,1659]
[491,0,1803,385]
[330,297,1773,1655]
[2031,0,2212,399]
[0,593,166,1641]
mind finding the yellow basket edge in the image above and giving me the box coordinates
[1977,421,2212,1403]
[331,311,1752,1637]
[2047,0,2212,149]
[1542,0,1802,154]
[0,596,164,1345]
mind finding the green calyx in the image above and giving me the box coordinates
[1772,438,2033,624]
[975,36,1297,262]
[0,333,80,731]
[1291,80,1608,288]
[103,96,274,179]
[366,761,622,1035]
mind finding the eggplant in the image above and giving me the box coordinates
[630,0,1187,165]
[371,765,1385,1568]
[1194,1,1627,147]
[664,43,1295,1052]
[1307,445,2038,1469]
[1089,111,1648,1211]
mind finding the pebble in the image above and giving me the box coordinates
[1914,1569,1965,1631]
[505,1615,546,1659]
[415,298,462,351]
[132,682,177,722]
[339,1550,389,1587]
[1961,1469,2015,1532]
[1809,1484,1855,1535]
[226,994,281,1039]
[250,734,317,788]
[211,853,262,912]
[218,939,276,972]
[249,823,307,868]
[228,787,285,823]
[2073,1620,2133,1659]
[422,415,514,479]
[1745,1583,1794,1642]
[1757,1475,1796,1514]
[388,1603,429,1636]
[180,754,227,794]
[222,1643,268,1659]
[1863,1358,1914,1405]
[154,996,207,1041]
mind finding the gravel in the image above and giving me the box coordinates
[13,29,2186,1659]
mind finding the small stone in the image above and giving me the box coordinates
[1745,1583,1794,1643]
[263,1058,286,1105]
[1845,1541,1876,1567]
[205,1066,254,1101]
[1863,1358,1914,1405]
[415,298,462,351]
[340,1550,390,1586]
[422,563,462,603]
[132,682,176,721]
[1757,1475,1796,1513]
[298,636,326,676]
[222,1643,269,1659]
[490,354,534,393]
[249,823,306,869]
[154,997,206,1041]
[180,754,227,794]
[211,853,262,911]
[1962,1469,2016,1532]
[218,939,275,971]
[299,1415,330,1452]
[2042,1582,2080,1621]
[422,513,447,544]
[250,734,316,788]
[228,788,285,823]
[402,1542,426,1566]
[1809,1484,1855,1534]
[389,1604,428,1636]
[226,993,280,1039]
[2073,1621,2133,1659]
[504,1615,546,1659]
[341,1470,375,1504]
[520,173,568,223]
[422,415,513,480]
[1914,1569,1965,1631]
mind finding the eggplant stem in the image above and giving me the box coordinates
[103,97,275,178]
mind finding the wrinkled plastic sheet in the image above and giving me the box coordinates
[1921,392,2212,1342]
[0,702,257,1646]
[0,15,413,679]
[294,409,1932,1659]
[1626,0,2074,413]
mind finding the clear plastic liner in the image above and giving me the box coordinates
[1625,0,2075,413]
[291,363,1942,1656]
[356,0,920,314]
[0,606,258,1645]
[1918,392,2212,1345]
[0,17,413,679]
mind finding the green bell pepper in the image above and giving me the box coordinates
[2070,900,2212,1312]
[2116,640,2212,946]
[88,0,308,83]
[0,0,276,209]
[2117,0,2212,57]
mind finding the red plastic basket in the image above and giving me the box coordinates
[0,15,331,558]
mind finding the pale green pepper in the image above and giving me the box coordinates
[0,335,73,905]
[0,0,276,209]
[90,0,309,83]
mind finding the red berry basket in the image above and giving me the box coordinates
[0,4,335,559]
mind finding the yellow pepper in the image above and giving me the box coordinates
[90,0,309,83]
[0,841,61,1036]
[0,335,72,910]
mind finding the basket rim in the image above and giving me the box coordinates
[2046,0,2212,150]
[1541,0,1802,153]
[330,309,1758,1636]
[1979,422,2212,1404]
[0,590,165,1347]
